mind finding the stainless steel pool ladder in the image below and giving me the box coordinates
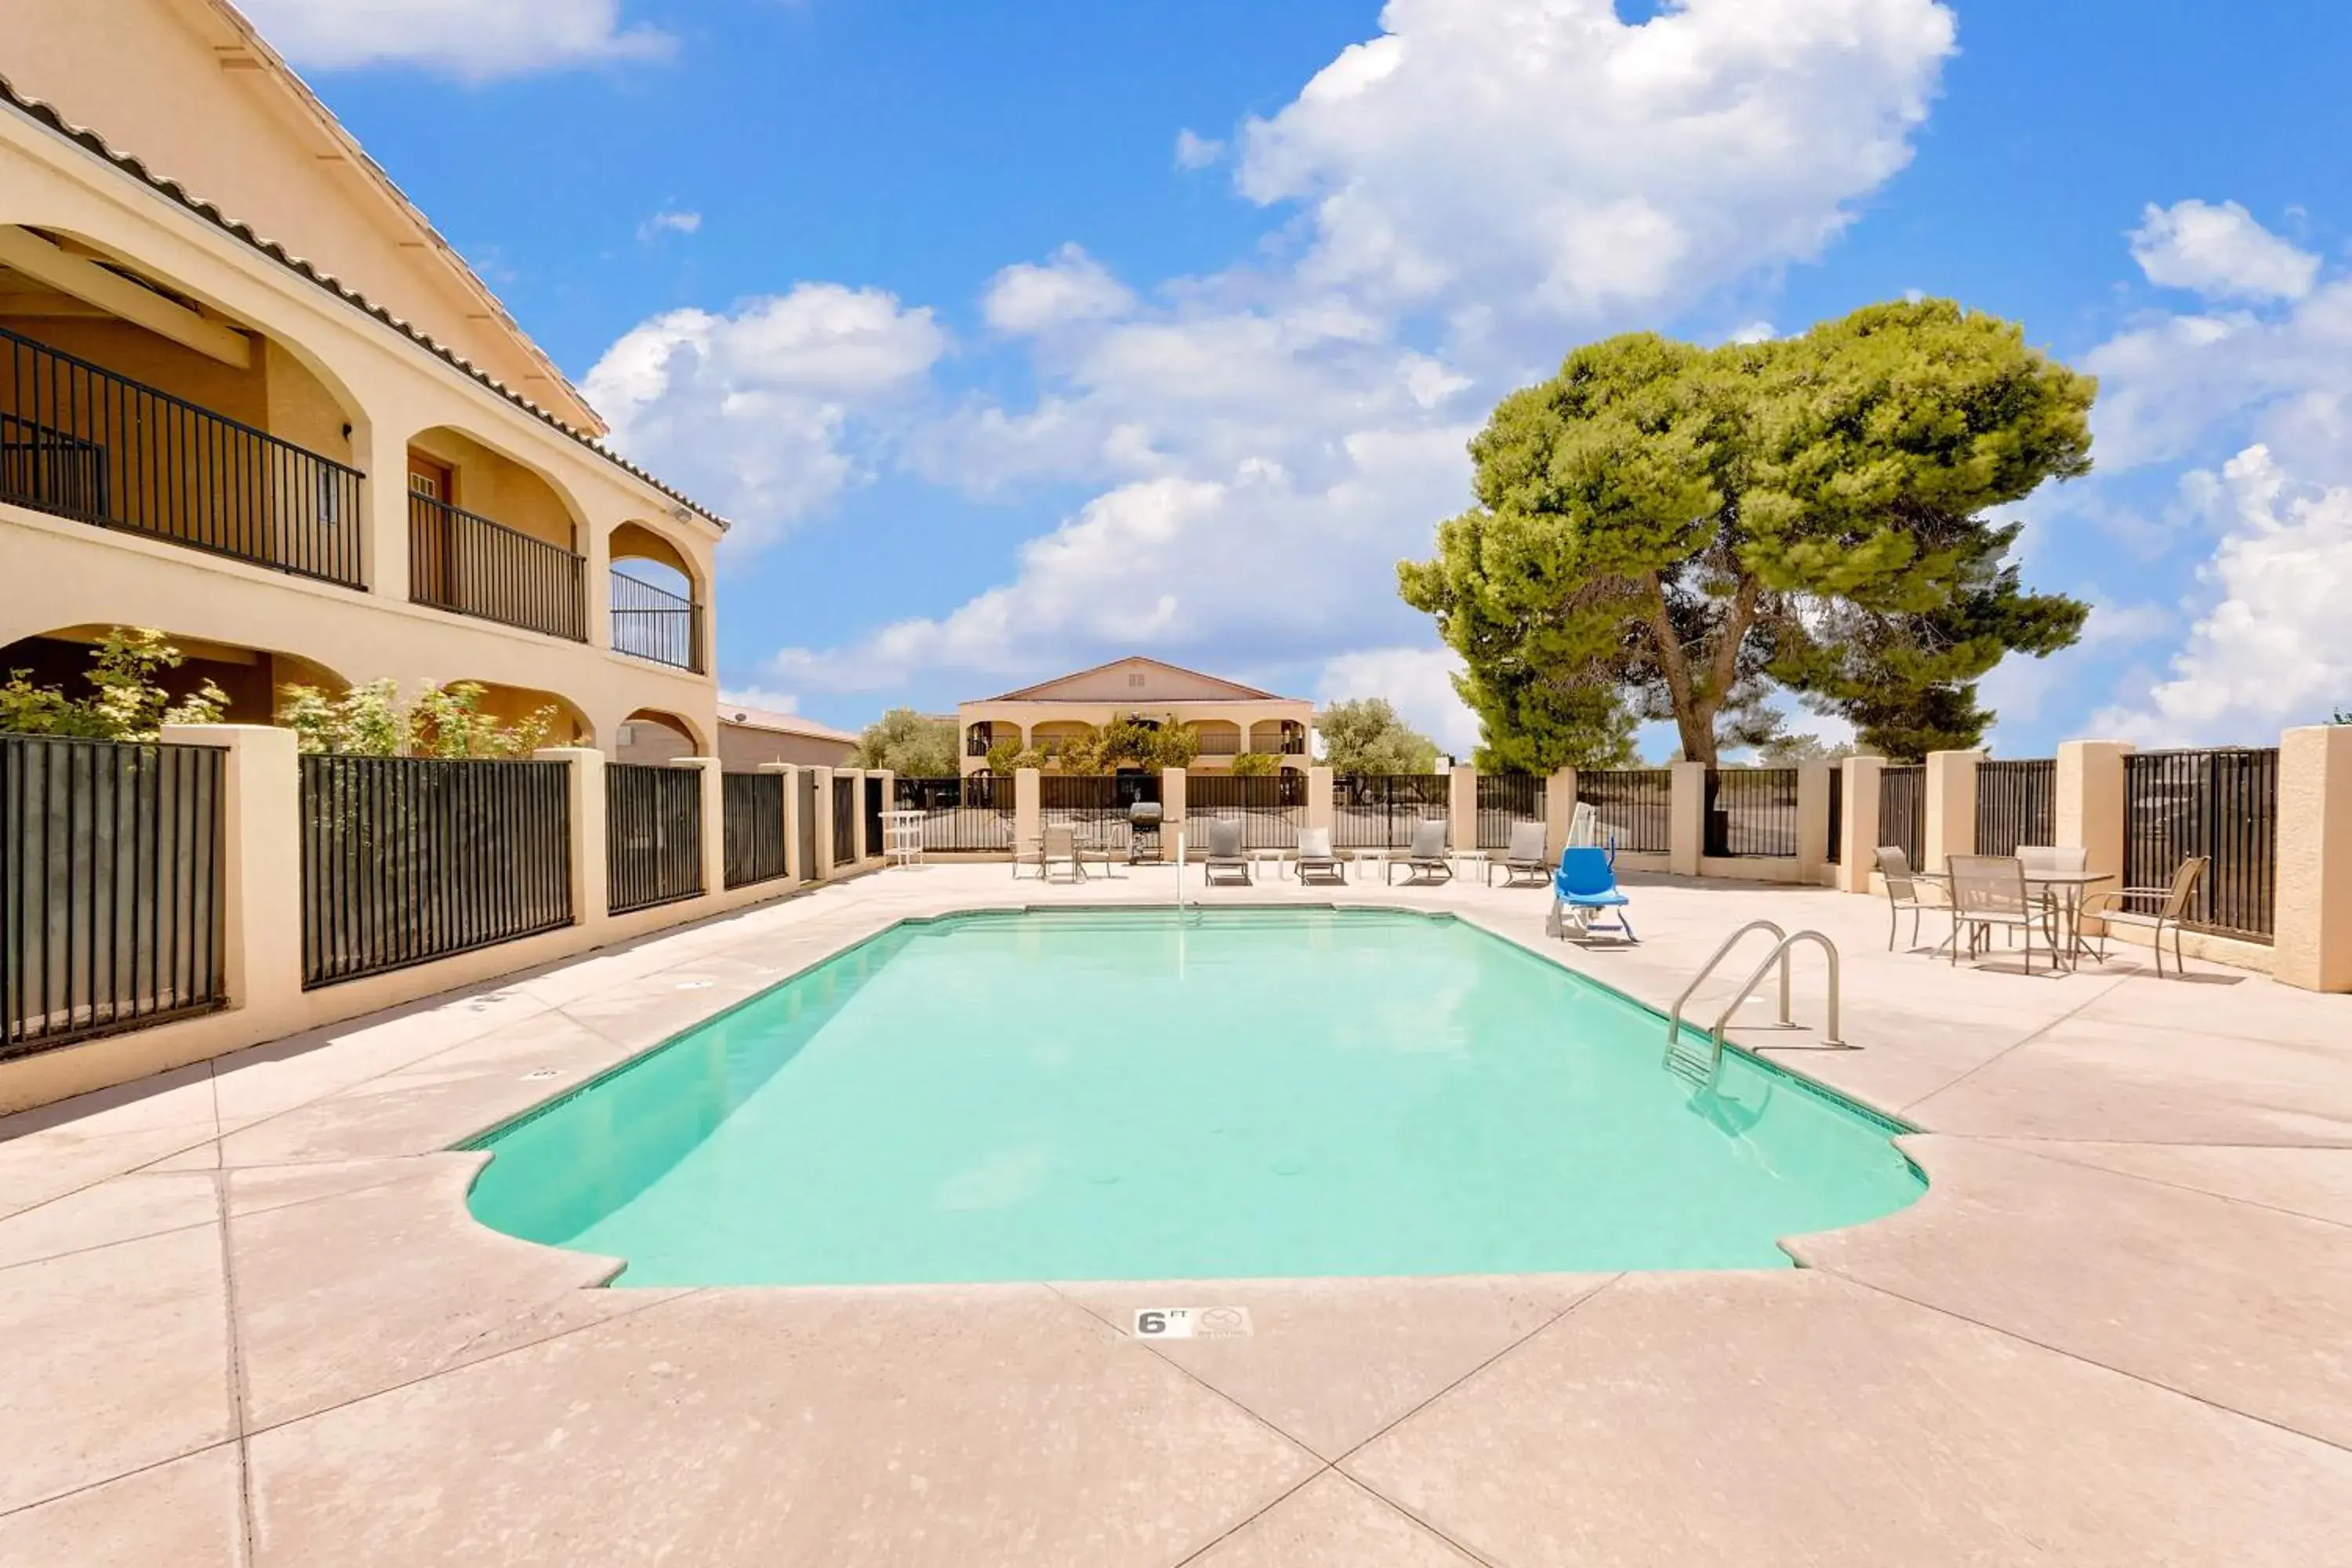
[1663,922,1846,1087]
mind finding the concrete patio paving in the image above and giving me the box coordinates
[3,861,2350,1565]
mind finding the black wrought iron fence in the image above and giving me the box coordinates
[891,775,1016,852]
[1186,771,1307,849]
[1041,774,1124,835]
[2125,748,2279,942]
[833,771,858,866]
[1976,758,2056,857]
[1330,774,1450,848]
[1576,770,1670,854]
[3,324,366,586]
[4,733,225,1055]
[608,763,702,914]
[1826,766,1845,866]
[722,771,786,889]
[1704,768,1798,858]
[407,491,587,641]
[609,568,703,672]
[1475,774,1544,849]
[302,754,572,988]
[865,776,885,858]
[1878,765,1926,869]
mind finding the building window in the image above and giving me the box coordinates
[1128,673,1145,687]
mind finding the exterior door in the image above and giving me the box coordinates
[406,452,456,605]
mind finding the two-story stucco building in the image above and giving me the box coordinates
[956,656,1314,776]
[0,0,723,754]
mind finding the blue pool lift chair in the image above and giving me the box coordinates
[1552,844,1636,944]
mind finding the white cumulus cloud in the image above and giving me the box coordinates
[2093,447,2352,743]
[1316,646,1479,759]
[1174,129,1226,170]
[623,0,1955,716]
[2129,199,2319,303]
[583,284,948,550]
[1234,0,1955,327]
[982,245,1138,335]
[637,209,702,241]
[236,0,670,81]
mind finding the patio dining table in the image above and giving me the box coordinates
[1915,866,2116,971]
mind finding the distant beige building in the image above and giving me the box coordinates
[1,0,722,755]
[618,704,858,771]
[957,656,1312,776]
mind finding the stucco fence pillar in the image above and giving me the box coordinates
[658,756,722,902]
[811,768,837,881]
[1923,749,1982,873]
[534,745,609,936]
[762,764,802,883]
[1449,765,1478,855]
[1544,767,1578,861]
[2056,740,2132,936]
[161,723,305,1018]
[1160,767,1187,861]
[1668,761,1705,878]
[2272,725,2352,993]
[1795,760,1832,884]
[1014,768,1042,858]
[867,771,895,869]
[1305,766,1334,839]
[1838,755,1885,894]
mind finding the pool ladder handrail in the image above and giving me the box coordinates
[1663,923,1845,1086]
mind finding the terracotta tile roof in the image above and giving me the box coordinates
[0,72,730,532]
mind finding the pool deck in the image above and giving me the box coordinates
[5,861,2351,1564]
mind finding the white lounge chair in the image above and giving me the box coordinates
[1388,818,1454,884]
[1488,820,1552,887]
[1202,818,1252,885]
[1294,826,1345,885]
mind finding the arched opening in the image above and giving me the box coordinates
[964,720,1015,760]
[615,707,705,763]
[1030,720,1095,764]
[0,624,346,726]
[1,226,368,586]
[1249,719,1307,757]
[404,425,590,642]
[1192,720,1243,760]
[608,520,705,673]
[438,681,593,750]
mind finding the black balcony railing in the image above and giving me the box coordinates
[1195,731,1243,755]
[965,725,996,758]
[2,324,365,586]
[610,568,704,672]
[408,491,587,641]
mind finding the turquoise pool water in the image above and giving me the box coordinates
[465,908,1923,1285]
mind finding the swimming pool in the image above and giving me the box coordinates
[464,907,1923,1285]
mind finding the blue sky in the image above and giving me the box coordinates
[245,0,2352,757]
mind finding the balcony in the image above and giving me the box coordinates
[408,491,587,641]
[609,567,703,672]
[966,726,997,758]
[2,324,365,586]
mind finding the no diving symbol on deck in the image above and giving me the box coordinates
[1132,1308,1253,1341]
